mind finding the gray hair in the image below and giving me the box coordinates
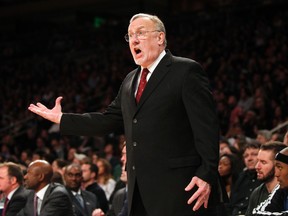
[130,13,167,47]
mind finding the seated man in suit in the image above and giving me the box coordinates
[63,163,104,216]
[17,160,74,216]
[0,162,31,216]
[106,144,128,216]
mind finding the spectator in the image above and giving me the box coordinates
[81,162,109,213]
[63,163,104,216]
[256,130,272,145]
[218,154,242,198]
[107,143,128,216]
[18,160,74,216]
[229,142,261,215]
[0,162,31,216]
[96,158,116,201]
[252,147,288,215]
[246,141,287,216]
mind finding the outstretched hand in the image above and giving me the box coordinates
[28,96,63,124]
[185,176,211,211]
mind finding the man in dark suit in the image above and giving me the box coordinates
[0,162,31,216]
[63,163,104,216]
[28,13,226,216]
[81,162,109,213]
[107,143,128,216]
[17,160,74,216]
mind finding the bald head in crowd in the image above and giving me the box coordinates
[24,160,53,192]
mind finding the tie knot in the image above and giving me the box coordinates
[136,68,149,103]
[142,68,149,78]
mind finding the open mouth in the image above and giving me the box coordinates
[134,48,141,55]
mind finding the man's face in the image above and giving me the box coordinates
[128,17,164,68]
[24,165,41,190]
[0,167,13,194]
[120,146,127,183]
[256,134,267,145]
[255,149,275,182]
[275,161,288,189]
[243,147,259,170]
[81,164,93,183]
[64,167,82,191]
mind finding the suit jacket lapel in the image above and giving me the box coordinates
[41,184,52,211]
[128,67,141,112]
[136,51,172,108]
[66,188,85,214]
[8,186,21,206]
[81,191,92,214]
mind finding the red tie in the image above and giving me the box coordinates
[2,197,9,216]
[136,68,149,103]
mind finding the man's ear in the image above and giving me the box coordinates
[9,176,17,185]
[157,32,165,46]
[39,173,45,182]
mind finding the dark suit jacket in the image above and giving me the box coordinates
[5,186,32,216]
[17,183,74,216]
[60,50,223,216]
[107,187,126,216]
[66,188,98,216]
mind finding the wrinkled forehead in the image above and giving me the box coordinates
[128,17,155,32]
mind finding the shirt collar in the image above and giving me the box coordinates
[71,189,81,196]
[142,50,166,73]
[36,184,50,200]
[7,186,19,200]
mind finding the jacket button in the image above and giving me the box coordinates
[133,119,137,123]
[133,142,137,147]
[132,166,136,170]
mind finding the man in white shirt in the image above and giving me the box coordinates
[17,160,74,216]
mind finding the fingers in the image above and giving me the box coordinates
[28,97,64,124]
[192,194,209,211]
[185,176,211,211]
[55,96,63,106]
[28,104,44,115]
[36,102,48,110]
[185,176,196,191]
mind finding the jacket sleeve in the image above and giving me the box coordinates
[182,61,219,185]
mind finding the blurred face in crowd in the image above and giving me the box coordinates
[24,163,41,191]
[219,142,232,156]
[255,149,275,183]
[243,147,259,170]
[128,16,165,68]
[256,134,268,145]
[81,164,95,183]
[64,166,82,192]
[0,166,16,195]
[275,161,288,189]
[218,155,231,177]
[120,146,127,183]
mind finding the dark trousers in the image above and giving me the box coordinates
[130,181,227,216]
[130,181,149,216]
